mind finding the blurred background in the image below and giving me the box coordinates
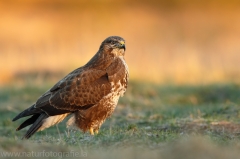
[1,0,240,85]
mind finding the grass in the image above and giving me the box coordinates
[0,80,240,158]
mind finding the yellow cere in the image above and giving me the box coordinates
[119,41,125,45]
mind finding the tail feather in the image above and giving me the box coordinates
[12,104,40,121]
[23,113,48,139]
[16,114,40,131]
[13,99,72,139]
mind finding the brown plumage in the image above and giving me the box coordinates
[12,36,129,139]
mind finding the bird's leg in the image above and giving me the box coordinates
[95,129,99,134]
[89,127,94,135]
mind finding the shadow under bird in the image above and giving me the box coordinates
[12,36,129,139]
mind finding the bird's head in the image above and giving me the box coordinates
[100,36,126,57]
[85,36,126,68]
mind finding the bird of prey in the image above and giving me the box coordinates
[13,36,129,139]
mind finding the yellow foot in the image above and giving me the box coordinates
[89,128,94,135]
[95,130,99,134]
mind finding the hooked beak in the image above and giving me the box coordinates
[118,40,126,50]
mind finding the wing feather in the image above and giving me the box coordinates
[35,58,128,113]
[48,68,112,110]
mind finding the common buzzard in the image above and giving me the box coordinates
[13,36,129,139]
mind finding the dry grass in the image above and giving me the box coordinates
[0,0,240,85]
[1,136,240,159]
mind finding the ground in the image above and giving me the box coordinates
[0,79,240,158]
